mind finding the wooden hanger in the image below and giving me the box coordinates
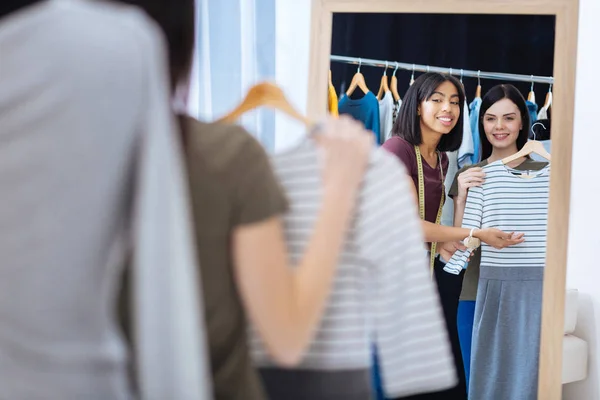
[217,81,312,127]
[376,62,390,100]
[502,140,551,166]
[543,84,553,108]
[527,78,536,103]
[346,58,369,96]
[390,62,401,102]
[475,70,482,98]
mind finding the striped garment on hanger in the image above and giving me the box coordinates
[249,138,457,399]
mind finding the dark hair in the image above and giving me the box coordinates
[391,72,465,152]
[479,84,531,160]
[117,0,195,91]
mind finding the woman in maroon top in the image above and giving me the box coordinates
[382,73,523,400]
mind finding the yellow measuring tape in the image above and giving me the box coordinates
[414,146,445,274]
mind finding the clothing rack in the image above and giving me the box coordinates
[330,55,554,85]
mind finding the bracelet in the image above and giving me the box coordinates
[464,228,481,250]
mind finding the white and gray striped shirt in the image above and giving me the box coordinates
[250,138,457,398]
[444,160,550,275]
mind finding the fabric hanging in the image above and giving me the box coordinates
[338,92,381,144]
[440,151,459,229]
[468,97,482,164]
[251,139,457,399]
[378,91,395,144]
[328,82,339,116]
[537,92,552,120]
[444,161,550,400]
[457,101,474,168]
[447,158,548,392]
[526,100,538,125]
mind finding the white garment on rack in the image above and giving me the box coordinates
[378,91,395,144]
[387,98,402,142]
[0,1,210,399]
[441,150,459,228]
[537,92,552,120]
[457,101,474,168]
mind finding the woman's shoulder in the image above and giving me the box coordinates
[382,135,416,172]
[180,115,267,173]
[382,135,415,157]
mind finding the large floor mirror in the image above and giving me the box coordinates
[308,1,578,399]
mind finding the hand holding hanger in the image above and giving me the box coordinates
[218,81,373,192]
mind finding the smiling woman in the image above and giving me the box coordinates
[479,84,531,160]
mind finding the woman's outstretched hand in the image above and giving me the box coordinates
[475,228,525,249]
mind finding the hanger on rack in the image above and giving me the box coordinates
[376,61,390,100]
[475,70,482,99]
[409,64,416,86]
[345,58,369,96]
[527,77,536,103]
[543,84,553,109]
[390,62,401,102]
[218,81,312,127]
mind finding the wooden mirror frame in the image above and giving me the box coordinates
[307,1,579,399]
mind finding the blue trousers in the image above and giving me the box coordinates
[372,345,385,400]
[457,300,476,390]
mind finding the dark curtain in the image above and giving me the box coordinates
[0,0,43,19]
[331,13,556,103]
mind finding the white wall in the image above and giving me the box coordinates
[273,1,600,398]
[563,0,600,397]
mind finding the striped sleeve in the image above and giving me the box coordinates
[443,185,484,275]
[356,150,457,398]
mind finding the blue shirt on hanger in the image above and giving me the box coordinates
[338,92,381,144]
[526,100,538,125]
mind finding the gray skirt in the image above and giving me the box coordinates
[469,266,544,400]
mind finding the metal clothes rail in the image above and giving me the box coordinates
[330,55,554,85]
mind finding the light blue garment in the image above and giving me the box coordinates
[526,100,538,126]
[529,139,551,162]
[469,97,482,164]
[458,300,476,393]
[458,101,474,168]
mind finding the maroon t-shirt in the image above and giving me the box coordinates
[382,136,449,224]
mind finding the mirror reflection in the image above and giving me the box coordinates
[328,12,555,400]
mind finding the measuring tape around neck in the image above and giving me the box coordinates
[414,146,445,275]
